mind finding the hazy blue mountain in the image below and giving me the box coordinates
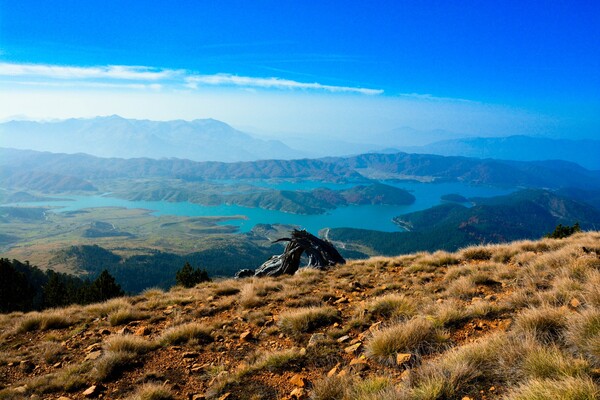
[0,115,304,162]
[398,135,600,170]
[2,148,600,192]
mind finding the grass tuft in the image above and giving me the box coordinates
[278,306,340,336]
[159,322,213,346]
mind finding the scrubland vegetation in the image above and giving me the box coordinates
[1,231,600,399]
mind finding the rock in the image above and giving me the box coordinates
[308,333,327,347]
[134,326,151,336]
[183,352,199,358]
[570,298,581,308]
[396,353,413,366]
[191,395,206,400]
[98,328,111,335]
[217,393,231,400]
[344,342,362,354]
[83,385,102,397]
[14,385,27,394]
[327,364,340,377]
[240,330,253,341]
[290,374,306,387]
[118,327,132,335]
[84,350,103,361]
[334,297,349,304]
[336,335,351,343]
[484,294,496,301]
[368,321,382,333]
[290,387,306,399]
[349,357,369,371]
[53,362,62,368]
[86,343,102,352]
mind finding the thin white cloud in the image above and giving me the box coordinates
[0,62,179,81]
[186,74,383,95]
[0,62,382,95]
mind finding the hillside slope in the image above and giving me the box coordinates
[1,232,600,399]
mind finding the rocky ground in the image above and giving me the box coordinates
[1,232,600,400]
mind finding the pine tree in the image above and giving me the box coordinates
[175,262,210,288]
[90,270,124,302]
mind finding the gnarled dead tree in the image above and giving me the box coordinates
[235,229,345,278]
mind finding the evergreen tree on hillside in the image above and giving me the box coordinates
[90,269,124,301]
[545,222,581,239]
[0,258,35,312]
[175,262,210,288]
[43,270,68,308]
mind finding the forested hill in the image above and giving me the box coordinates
[2,148,600,191]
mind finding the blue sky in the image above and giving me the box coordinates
[0,1,598,142]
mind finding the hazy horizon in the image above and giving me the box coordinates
[1,2,598,145]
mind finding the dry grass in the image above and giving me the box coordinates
[512,306,569,344]
[504,376,599,400]
[125,383,174,400]
[3,232,600,400]
[278,306,340,336]
[364,293,417,320]
[108,307,149,326]
[104,334,156,355]
[159,322,213,346]
[365,317,448,365]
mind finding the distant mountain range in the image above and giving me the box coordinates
[2,148,600,193]
[328,189,600,256]
[0,115,304,162]
[396,135,600,170]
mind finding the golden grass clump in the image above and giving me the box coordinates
[460,245,492,261]
[566,308,600,367]
[125,383,174,400]
[513,306,569,344]
[16,311,72,333]
[85,297,131,317]
[365,317,448,365]
[104,334,156,355]
[108,307,149,326]
[91,350,139,382]
[504,376,599,400]
[364,293,417,320]
[159,322,213,346]
[278,306,340,336]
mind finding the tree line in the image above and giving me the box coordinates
[0,258,209,313]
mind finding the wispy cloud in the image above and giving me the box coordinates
[0,62,383,95]
[185,74,383,95]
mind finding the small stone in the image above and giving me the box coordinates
[327,364,340,377]
[396,353,413,366]
[308,333,327,347]
[290,374,306,387]
[299,347,307,356]
[14,386,27,394]
[489,386,496,392]
[84,350,103,361]
[191,395,206,400]
[368,321,382,333]
[98,328,111,335]
[484,294,496,301]
[334,297,349,304]
[183,352,199,358]
[461,397,473,400]
[290,387,305,399]
[338,369,348,377]
[86,343,102,352]
[337,335,351,343]
[344,342,362,354]
[53,362,62,368]
[349,357,369,371]
[240,330,252,341]
[134,326,151,336]
[83,385,100,397]
[570,298,581,308]
[118,327,132,335]
[217,393,230,400]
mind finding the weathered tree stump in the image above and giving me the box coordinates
[235,229,345,278]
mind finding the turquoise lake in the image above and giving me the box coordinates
[7,181,514,234]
